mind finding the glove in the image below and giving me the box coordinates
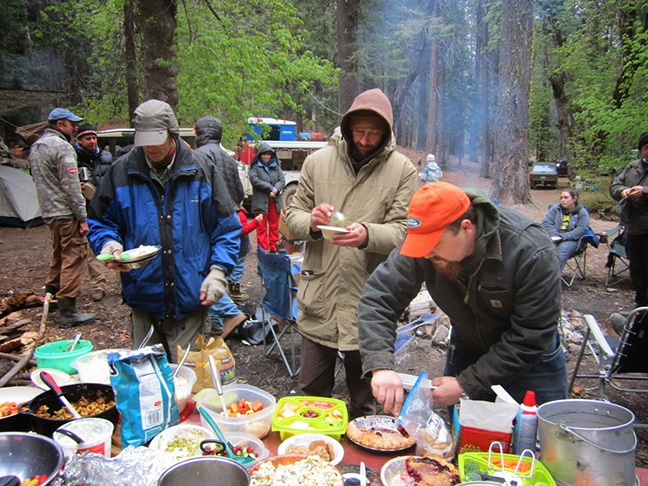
[100,241,123,256]
[200,266,228,302]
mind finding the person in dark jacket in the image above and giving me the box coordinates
[195,116,248,302]
[249,142,285,252]
[358,182,567,415]
[610,131,648,308]
[542,188,590,271]
[87,100,241,360]
[74,123,112,302]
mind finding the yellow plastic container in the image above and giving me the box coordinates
[272,396,348,441]
[458,452,556,486]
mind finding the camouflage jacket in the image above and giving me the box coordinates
[30,129,86,221]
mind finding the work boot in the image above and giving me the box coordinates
[44,285,59,311]
[91,288,106,302]
[228,282,249,302]
[221,314,247,340]
[58,297,95,329]
[609,313,626,335]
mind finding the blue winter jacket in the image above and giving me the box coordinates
[87,138,241,321]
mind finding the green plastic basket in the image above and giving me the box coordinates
[458,451,556,486]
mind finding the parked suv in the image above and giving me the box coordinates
[529,162,558,189]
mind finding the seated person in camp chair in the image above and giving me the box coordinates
[542,188,590,271]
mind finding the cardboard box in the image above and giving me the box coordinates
[452,406,512,454]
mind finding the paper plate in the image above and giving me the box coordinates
[31,368,73,390]
[316,225,350,240]
[278,433,344,466]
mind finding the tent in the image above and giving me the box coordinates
[0,165,43,227]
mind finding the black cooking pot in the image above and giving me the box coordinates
[19,383,119,437]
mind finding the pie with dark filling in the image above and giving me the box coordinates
[403,456,460,486]
[346,415,415,450]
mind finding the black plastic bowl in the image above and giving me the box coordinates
[0,432,64,485]
[19,383,119,437]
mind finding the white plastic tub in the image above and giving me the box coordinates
[169,364,197,414]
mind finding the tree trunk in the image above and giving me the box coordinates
[477,0,491,178]
[124,0,138,124]
[337,0,359,113]
[490,0,533,205]
[416,45,430,152]
[425,1,439,156]
[136,0,178,109]
[437,62,446,167]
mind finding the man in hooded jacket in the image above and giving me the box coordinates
[285,88,418,418]
[357,182,567,415]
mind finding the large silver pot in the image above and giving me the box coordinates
[157,456,249,486]
[537,399,637,486]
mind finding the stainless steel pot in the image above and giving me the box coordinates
[157,456,249,486]
[537,399,637,486]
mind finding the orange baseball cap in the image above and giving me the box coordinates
[400,182,471,258]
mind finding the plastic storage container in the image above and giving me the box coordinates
[169,364,197,414]
[53,417,114,459]
[35,339,93,375]
[272,396,348,441]
[70,348,129,384]
[458,452,556,486]
[224,432,270,467]
[194,384,276,439]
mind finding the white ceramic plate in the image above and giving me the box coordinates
[278,433,344,466]
[316,225,350,240]
[31,368,73,390]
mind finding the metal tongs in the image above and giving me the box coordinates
[486,442,535,486]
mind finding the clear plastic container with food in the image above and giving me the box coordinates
[272,396,348,441]
[194,384,276,439]
[169,364,196,414]
[70,348,129,385]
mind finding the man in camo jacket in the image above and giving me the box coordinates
[30,108,95,328]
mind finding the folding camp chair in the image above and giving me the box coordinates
[333,313,438,390]
[602,224,630,286]
[568,307,648,428]
[256,247,300,377]
[561,228,600,287]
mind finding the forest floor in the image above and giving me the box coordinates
[1,155,646,468]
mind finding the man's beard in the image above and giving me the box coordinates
[432,259,463,280]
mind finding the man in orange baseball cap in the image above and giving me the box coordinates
[357,182,567,414]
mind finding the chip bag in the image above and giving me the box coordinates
[108,344,179,447]
[397,371,454,459]
[177,335,236,393]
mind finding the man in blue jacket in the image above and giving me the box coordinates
[87,100,241,360]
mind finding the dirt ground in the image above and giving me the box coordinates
[1,157,646,467]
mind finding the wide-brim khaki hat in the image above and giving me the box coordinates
[133,99,179,147]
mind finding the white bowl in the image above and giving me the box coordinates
[278,432,344,466]
[31,368,73,390]
[149,423,215,461]
[169,364,197,414]
[316,225,350,240]
[0,386,42,405]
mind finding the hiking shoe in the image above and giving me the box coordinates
[58,297,95,328]
[91,288,106,302]
[221,314,247,340]
[609,313,626,335]
[228,282,249,302]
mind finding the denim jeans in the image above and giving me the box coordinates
[445,331,567,405]
[228,255,247,285]
[209,294,241,330]
[556,240,579,271]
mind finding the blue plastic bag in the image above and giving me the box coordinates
[108,344,179,447]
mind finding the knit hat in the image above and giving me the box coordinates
[48,108,83,122]
[637,131,648,151]
[426,154,435,162]
[133,99,179,147]
[400,182,471,258]
[77,123,98,139]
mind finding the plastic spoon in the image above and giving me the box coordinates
[208,355,228,415]
[173,343,191,379]
[197,405,255,466]
[40,371,81,419]
[68,332,82,352]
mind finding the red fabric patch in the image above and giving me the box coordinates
[68,167,78,174]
